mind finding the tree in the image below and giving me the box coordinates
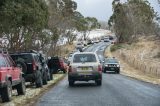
[0,0,48,51]
[108,0,156,43]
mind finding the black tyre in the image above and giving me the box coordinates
[62,69,66,73]
[96,80,102,86]
[16,77,26,95]
[1,81,12,102]
[16,61,27,74]
[35,71,43,88]
[69,80,74,86]
[50,73,53,80]
[47,72,51,81]
[43,71,48,85]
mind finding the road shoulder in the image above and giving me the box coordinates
[105,45,160,85]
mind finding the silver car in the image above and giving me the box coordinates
[68,52,102,86]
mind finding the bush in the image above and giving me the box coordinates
[110,44,123,52]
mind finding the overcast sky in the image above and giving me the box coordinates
[73,0,160,22]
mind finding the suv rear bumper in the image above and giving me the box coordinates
[68,73,102,81]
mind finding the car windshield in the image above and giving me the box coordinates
[73,54,97,63]
[105,59,118,63]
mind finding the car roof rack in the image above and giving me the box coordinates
[10,50,39,54]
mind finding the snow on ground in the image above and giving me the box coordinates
[76,29,111,40]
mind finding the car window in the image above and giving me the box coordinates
[0,56,7,67]
[105,59,118,63]
[73,54,97,63]
[10,54,33,63]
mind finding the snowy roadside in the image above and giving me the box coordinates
[0,74,66,106]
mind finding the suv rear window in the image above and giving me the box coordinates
[73,54,97,63]
[10,54,33,63]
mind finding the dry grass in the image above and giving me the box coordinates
[105,38,160,85]
[60,44,75,57]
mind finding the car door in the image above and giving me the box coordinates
[0,55,9,82]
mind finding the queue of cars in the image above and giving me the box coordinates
[0,49,68,102]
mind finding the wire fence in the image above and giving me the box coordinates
[119,50,160,77]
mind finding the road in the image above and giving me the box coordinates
[36,42,160,106]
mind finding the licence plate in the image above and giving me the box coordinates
[81,67,89,70]
[79,72,92,75]
[111,68,114,70]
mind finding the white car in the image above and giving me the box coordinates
[68,52,102,86]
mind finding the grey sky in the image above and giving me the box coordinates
[73,0,160,22]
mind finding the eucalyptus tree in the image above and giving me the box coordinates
[0,0,48,51]
[108,0,156,43]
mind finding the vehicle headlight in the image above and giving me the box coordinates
[117,65,120,67]
[105,64,108,67]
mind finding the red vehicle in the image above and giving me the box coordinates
[0,50,26,102]
[47,57,68,74]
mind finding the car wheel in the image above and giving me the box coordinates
[47,72,51,81]
[1,80,12,102]
[43,71,48,85]
[16,77,26,95]
[62,69,66,73]
[35,71,43,88]
[69,80,74,86]
[96,80,102,86]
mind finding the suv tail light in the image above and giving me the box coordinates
[60,60,64,68]
[98,65,102,72]
[32,61,37,71]
[68,66,76,73]
[68,66,72,73]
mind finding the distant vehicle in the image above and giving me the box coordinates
[87,39,94,45]
[68,53,73,63]
[103,58,120,74]
[48,56,67,74]
[10,51,48,88]
[68,52,102,86]
[0,49,26,102]
[75,42,84,49]
[104,37,110,42]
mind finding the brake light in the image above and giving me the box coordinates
[32,61,36,71]
[68,66,76,73]
[98,65,102,72]
[60,60,64,68]
[69,66,72,72]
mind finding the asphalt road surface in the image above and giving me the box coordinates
[36,42,160,106]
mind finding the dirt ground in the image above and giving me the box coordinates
[0,74,66,106]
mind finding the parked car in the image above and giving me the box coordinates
[47,56,67,74]
[68,52,102,86]
[10,51,47,88]
[103,57,120,74]
[0,49,26,102]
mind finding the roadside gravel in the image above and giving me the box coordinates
[0,74,66,106]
